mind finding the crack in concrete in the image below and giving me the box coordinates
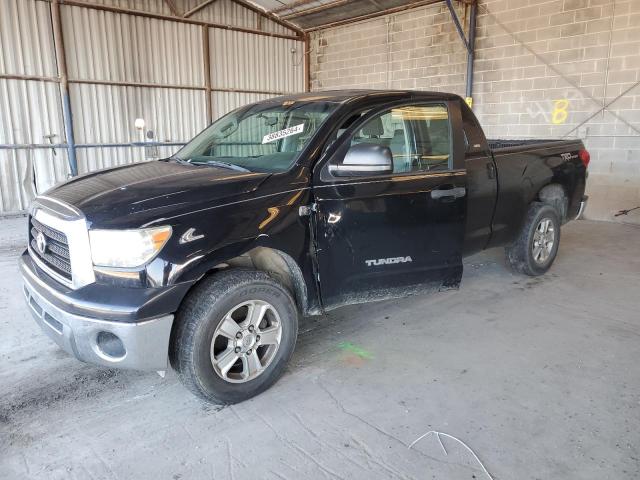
[253,409,347,480]
[316,377,484,477]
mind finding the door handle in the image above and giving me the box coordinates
[430,187,466,200]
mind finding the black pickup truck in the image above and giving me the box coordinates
[20,90,588,403]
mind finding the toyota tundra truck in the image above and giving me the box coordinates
[20,90,589,403]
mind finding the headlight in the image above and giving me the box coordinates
[89,226,172,268]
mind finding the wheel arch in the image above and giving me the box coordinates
[222,247,309,315]
[181,245,310,316]
[537,183,569,223]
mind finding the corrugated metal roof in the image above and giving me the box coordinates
[184,0,293,35]
[247,0,435,30]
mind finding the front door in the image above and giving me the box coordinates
[313,102,467,311]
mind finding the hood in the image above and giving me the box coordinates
[45,160,270,228]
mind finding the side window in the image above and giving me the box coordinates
[323,111,368,153]
[351,104,451,173]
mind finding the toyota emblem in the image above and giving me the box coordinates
[36,231,47,255]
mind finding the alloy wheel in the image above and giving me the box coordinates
[532,217,555,264]
[210,300,282,383]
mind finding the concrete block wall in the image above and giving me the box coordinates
[309,0,640,223]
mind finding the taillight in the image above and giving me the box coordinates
[579,149,590,168]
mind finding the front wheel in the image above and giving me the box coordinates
[170,269,298,404]
[506,202,561,276]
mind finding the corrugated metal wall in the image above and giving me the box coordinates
[0,0,58,76]
[61,4,209,174]
[210,29,304,93]
[0,0,304,214]
[0,0,70,212]
[212,91,275,118]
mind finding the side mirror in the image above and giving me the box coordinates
[329,143,393,177]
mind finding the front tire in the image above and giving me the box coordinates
[170,269,298,404]
[506,202,561,276]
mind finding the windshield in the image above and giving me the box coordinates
[173,100,339,173]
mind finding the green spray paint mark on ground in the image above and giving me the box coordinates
[338,342,373,360]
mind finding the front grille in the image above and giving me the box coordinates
[29,216,72,281]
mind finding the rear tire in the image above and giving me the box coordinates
[170,269,298,404]
[506,202,561,276]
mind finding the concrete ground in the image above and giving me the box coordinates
[1,216,638,480]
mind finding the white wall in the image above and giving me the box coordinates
[310,0,640,223]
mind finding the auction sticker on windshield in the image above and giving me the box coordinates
[262,123,304,144]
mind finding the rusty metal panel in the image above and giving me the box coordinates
[0,0,58,77]
[210,29,304,93]
[70,83,207,144]
[61,4,204,86]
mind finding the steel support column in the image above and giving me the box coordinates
[445,0,477,107]
[445,0,469,50]
[51,0,78,176]
[466,1,477,101]
[304,33,311,92]
[202,26,213,123]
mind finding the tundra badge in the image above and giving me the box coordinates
[365,256,413,267]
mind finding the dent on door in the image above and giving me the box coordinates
[313,101,467,311]
[314,172,466,311]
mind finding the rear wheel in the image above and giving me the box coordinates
[170,269,298,404]
[506,203,561,276]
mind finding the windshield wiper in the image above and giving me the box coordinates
[195,160,251,172]
[172,157,190,165]
[172,157,250,172]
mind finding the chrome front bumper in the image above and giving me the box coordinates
[22,268,174,371]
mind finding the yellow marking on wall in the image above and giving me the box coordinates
[552,99,569,124]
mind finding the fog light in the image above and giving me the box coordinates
[96,331,126,359]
